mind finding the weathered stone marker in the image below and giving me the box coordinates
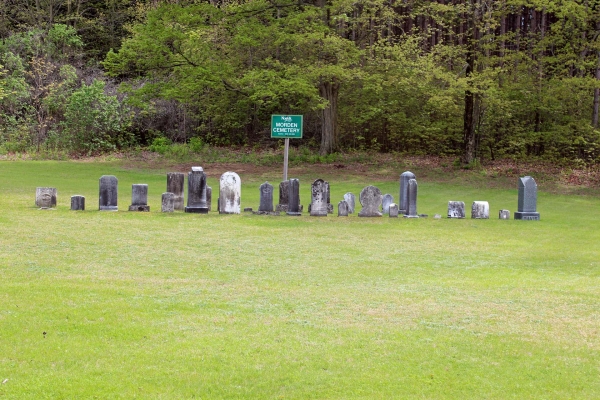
[515,176,540,220]
[219,172,241,214]
[382,194,394,215]
[499,209,510,219]
[325,180,333,214]
[161,192,174,212]
[99,175,118,211]
[206,186,212,212]
[344,192,356,214]
[404,179,418,218]
[389,203,399,218]
[276,180,289,212]
[36,187,57,208]
[447,201,466,218]
[286,178,302,216]
[70,195,85,211]
[310,179,328,216]
[166,172,184,211]
[399,171,416,214]
[338,200,349,216]
[185,167,208,213]
[258,182,274,212]
[471,201,489,219]
[129,184,150,212]
[358,186,383,217]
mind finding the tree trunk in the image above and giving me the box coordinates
[462,9,477,166]
[319,80,339,155]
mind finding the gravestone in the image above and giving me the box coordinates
[404,179,419,218]
[382,194,394,215]
[344,193,356,214]
[499,209,510,219]
[129,184,150,211]
[161,192,174,212]
[35,187,57,208]
[276,180,289,212]
[338,200,349,216]
[166,172,184,211]
[471,201,489,219]
[399,171,416,214]
[99,175,118,211]
[515,176,540,220]
[206,186,212,212]
[389,203,399,218]
[259,182,274,212]
[447,201,466,218]
[219,172,241,214]
[70,195,85,211]
[185,167,208,213]
[286,178,302,216]
[325,180,333,214]
[358,186,383,217]
[310,179,328,216]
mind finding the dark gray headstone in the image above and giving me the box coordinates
[471,201,489,219]
[185,167,208,213]
[36,187,57,208]
[286,178,302,216]
[310,179,328,216]
[70,195,85,211]
[129,184,149,211]
[382,194,394,215]
[219,172,241,214]
[447,201,465,218]
[499,209,510,219]
[325,180,333,214]
[162,192,174,212]
[404,179,418,218]
[338,200,349,216]
[515,176,540,220]
[358,186,383,217]
[275,180,289,212]
[389,203,399,218]
[399,171,416,214]
[344,193,356,214]
[99,175,118,211]
[259,182,274,212]
[166,172,184,211]
[206,186,212,212]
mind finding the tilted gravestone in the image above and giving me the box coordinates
[399,171,416,214]
[219,172,241,214]
[382,194,394,215]
[404,179,418,218]
[499,209,510,219]
[36,187,57,208]
[166,172,184,211]
[99,175,118,211]
[471,201,489,219]
[276,180,289,212]
[129,184,150,212]
[515,176,540,220]
[447,201,465,219]
[389,203,399,218]
[161,192,174,212]
[258,182,274,212]
[70,195,85,211]
[310,179,328,217]
[338,200,349,216]
[286,178,302,216]
[344,193,356,214]
[358,186,383,217]
[185,167,208,213]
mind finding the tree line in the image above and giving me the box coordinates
[2,0,600,165]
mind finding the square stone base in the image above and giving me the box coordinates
[185,207,209,214]
[129,205,150,212]
[100,206,118,211]
[286,211,302,216]
[514,211,540,220]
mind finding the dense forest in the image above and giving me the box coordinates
[2,0,600,165]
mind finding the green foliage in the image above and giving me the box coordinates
[148,136,171,154]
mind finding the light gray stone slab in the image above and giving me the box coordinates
[219,172,241,214]
[358,186,383,217]
[499,209,510,219]
[310,179,328,216]
[162,192,174,212]
[389,203,399,218]
[382,194,394,215]
[36,187,57,208]
[343,193,355,214]
[166,172,184,211]
[447,201,465,218]
[129,184,149,211]
[399,171,416,214]
[471,201,489,219]
[99,175,118,211]
[338,200,349,216]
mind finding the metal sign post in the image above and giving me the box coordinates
[271,115,302,182]
[283,138,289,181]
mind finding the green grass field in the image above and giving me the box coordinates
[1,160,599,398]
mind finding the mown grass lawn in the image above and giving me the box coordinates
[1,160,599,399]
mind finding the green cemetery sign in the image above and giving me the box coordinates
[271,115,303,139]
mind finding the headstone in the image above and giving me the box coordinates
[275,181,289,212]
[471,201,489,219]
[70,195,85,211]
[404,179,418,218]
[382,194,394,215]
[389,203,399,218]
[286,178,302,216]
[515,176,540,220]
[358,186,383,217]
[434,214,442,219]
[399,171,416,214]
[447,201,466,218]
[310,179,328,216]
[219,172,241,214]
[258,182,274,212]
[206,186,212,212]
[35,187,57,208]
[99,175,118,211]
[325,181,333,214]
[338,200,349,216]
[161,192,174,212]
[344,193,356,214]
[499,209,510,219]
[129,184,150,211]
[185,167,208,213]
[166,172,184,211]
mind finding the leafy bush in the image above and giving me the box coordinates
[148,137,171,154]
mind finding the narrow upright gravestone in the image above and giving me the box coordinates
[258,182,274,212]
[325,181,333,214]
[382,194,394,215]
[471,201,489,219]
[129,184,150,211]
[310,179,328,216]
[447,201,465,218]
[358,186,383,217]
[185,167,208,213]
[166,172,184,211]
[36,187,57,208]
[219,172,241,214]
[287,178,302,216]
[344,192,356,214]
[499,209,510,219]
[404,179,418,218]
[206,186,212,212]
[338,200,349,216]
[276,180,289,212]
[399,171,416,215]
[515,176,540,220]
[99,175,118,211]
[162,192,174,212]
[70,195,85,211]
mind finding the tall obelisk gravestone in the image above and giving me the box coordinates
[515,176,540,220]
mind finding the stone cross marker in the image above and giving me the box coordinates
[287,178,302,216]
[276,180,289,212]
[382,194,394,215]
[36,187,57,208]
[447,201,465,218]
[185,167,208,213]
[70,195,85,211]
[358,186,383,217]
[344,192,356,214]
[338,200,349,216]
[162,192,174,212]
[399,171,416,214]
[310,179,328,216]
[166,172,184,211]
[258,182,274,212]
[404,179,418,218]
[219,172,241,214]
[515,176,540,220]
[471,201,489,219]
[99,175,118,211]
[129,184,150,211]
